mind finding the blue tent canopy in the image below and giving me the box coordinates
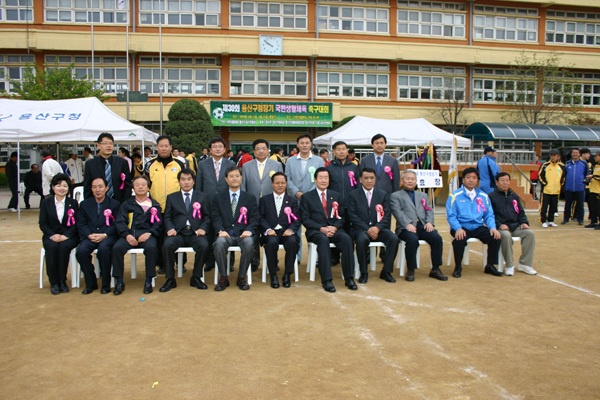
[464,122,600,141]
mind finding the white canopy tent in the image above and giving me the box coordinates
[313,116,471,147]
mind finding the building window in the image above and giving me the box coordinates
[473,5,538,42]
[546,11,600,46]
[0,54,35,93]
[397,64,465,100]
[318,5,388,33]
[543,73,600,106]
[44,55,128,93]
[45,0,128,23]
[229,59,308,96]
[397,1,465,38]
[139,0,220,26]
[230,1,307,29]
[316,61,389,98]
[472,68,536,103]
[138,57,220,95]
[0,0,33,22]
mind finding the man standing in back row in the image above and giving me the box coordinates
[562,148,591,226]
[359,134,400,194]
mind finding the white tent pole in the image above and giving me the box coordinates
[17,141,21,221]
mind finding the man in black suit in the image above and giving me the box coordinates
[75,177,121,294]
[83,132,132,203]
[160,169,212,292]
[300,167,356,293]
[348,168,399,284]
[359,133,400,194]
[259,172,301,288]
[211,166,258,291]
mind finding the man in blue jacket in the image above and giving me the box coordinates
[562,148,591,225]
[476,146,500,194]
[446,167,502,278]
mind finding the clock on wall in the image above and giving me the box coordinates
[259,35,283,56]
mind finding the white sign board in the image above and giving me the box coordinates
[409,169,443,188]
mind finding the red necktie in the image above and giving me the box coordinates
[321,191,328,217]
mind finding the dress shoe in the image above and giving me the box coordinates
[585,223,598,228]
[561,219,570,225]
[405,269,415,282]
[578,220,584,226]
[270,275,280,289]
[50,284,60,295]
[59,281,69,293]
[214,276,230,292]
[100,286,111,294]
[157,266,166,274]
[322,280,336,293]
[345,278,357,290]
[159,278,177,292]
[113,283,125,295]
[358,273,368,284]
[282,274,291,288]
[379,271,396,283]
[82,286,96,295]
[236,276,250,290]
[429,268,448,281]
[143,282,153,294]
[190,276,208,290]
[452,267,462,278]
[484,264,503,276]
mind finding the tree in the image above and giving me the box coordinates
[498,52,581,124]
[164,99,214,153]
[3,60,107,101]
[436,80,469,135]
[333,115,355,130]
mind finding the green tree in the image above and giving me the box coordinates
[437,79,469,135]
[164,99,214,153]
[498,52,581,124]
[334,115,355,130]
[3,60,107,101]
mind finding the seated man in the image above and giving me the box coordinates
[390,170,447,281]
[160,168,212,292]
[211,166,258,291]
[113,175,164,295]
[446,167,502,278]
[348,168,399,284]
[259,172,301,288]
[300,167,356,292]
[76,177,121,294]
[488,172,537,276]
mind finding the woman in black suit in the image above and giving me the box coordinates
[39,173,80,295]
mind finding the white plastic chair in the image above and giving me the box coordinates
[396,240,433,277]
[72,186,84,204]
[446,237,487,270]
[261,244,299,283]
[213,246,252,285]
[39,247,78,288]
[306,242,360,282]
[175,247,205,282]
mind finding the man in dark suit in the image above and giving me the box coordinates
[348,168,399,284]
[160,169,212,292]
[211,166,258,291]
[300,167,356,293]
[359,133,400,194]
[83,132,132,203]
[259,172,301,288]
[75,177,121,294]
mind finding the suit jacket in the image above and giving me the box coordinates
[390,189,434,234]
[347,187,392,233]
[77,196,121,239]
[259,193,301,235]
[164,190,211,234]
[115,197,163,239]
[359,153,400,194]
[195,157,235,195]
[241,158,283,205]
[83,155,132,203]
[39,196,79,240]
[300,189,345,231]
[285,154,325,198]
[211,190,258,237]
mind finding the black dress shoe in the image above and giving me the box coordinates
[561,220,570,225]
[59,281,69,293]
[452,268,462,278]
[358,273,368,284]
[405,269,415,282]
[100,286,111,294]
[214,276,229,291]
[345,278,357,290]
[190,276,208,290]
[379,271,396,283]
[578,220,584,226]
[236,276,250,290]
[113,283,125,295]
[82,287,95,295]
[143,282,153,294]
[322,280,336,293]
[282,274,291,288]
[157,267,166,274]
[270,275,280,289]
[50,284,60,295]
[429,268,448,281]
[585,223,598,228]
[159,278,177,292]
[484,264,503,276]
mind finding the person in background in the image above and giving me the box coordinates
[530,155,541,200]
[226,149,235,162]
[199,147,210,161]
[562,148,590,225]
[132,153,144,177]
[348,148,359,166]
[269,146,286,172]
[83,147,94,166]
[539,149,566,228]
[237,148,253,168]
[290,147,299,157]
[172,148,188,168]
[5,151,18,212]
[41,150,63,199]
[65,152,84,185]
[23,164,44,209]
[476,146,500,194]
[320,149,331,167]
[585,151,600,230]
[580,148,593,222]
[132,147,141,156]
[144,146,152,160]
[118,147,132,172]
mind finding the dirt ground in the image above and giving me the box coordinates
[0,196,599,399]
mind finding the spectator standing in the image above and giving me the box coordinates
[23,164,44,209]
[41,150,63,199]
[476,146,500,194]
[65,152,84,184]
[585,151,600,230]
[539,149,566,228]
[562,148,590,225]
[5,151,18,212]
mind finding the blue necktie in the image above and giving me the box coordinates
[105,160,114,198]
[376,156,382,176]
[185,193,191,213]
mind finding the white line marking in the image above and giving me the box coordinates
[0,240,39,243]
[538,274,600,298]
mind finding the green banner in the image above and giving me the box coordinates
[210,101,333,127]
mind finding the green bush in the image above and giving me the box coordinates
[0,172,7,187]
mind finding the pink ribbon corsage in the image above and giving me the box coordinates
[384,165,393,180]
[192,202,201,219]
[375,204,384,222]
[476,198,486,213]
[421,198,432,211]
[330,201,341,219]
[66,208,75,226]
[238,207,248,224]
[104,209,114,226]
[348,171,357,187]
[150,207,160,223]
[512,199,519,214]
[284,206,298,224]
[120,173,126,190]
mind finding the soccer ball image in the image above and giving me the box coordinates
[213,108,224,119]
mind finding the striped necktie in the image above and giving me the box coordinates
[105,159,114,198]
[231,193,237,218]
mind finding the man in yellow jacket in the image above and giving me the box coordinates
[538,149,566,227]
[586,151,600,230]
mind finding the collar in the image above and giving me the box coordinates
[363,187,373,196]
[273,192,284,200]
[182,189,193,197]
[297,153,313,160]
[229,189,240,197]
[317,189,327,198]
[374,153,384,160]
[54,197,66,206]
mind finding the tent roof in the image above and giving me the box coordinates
[0,97,158,144]
[313,116,471,147]
[464,122,600,141]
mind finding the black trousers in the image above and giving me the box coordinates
[306,229,354,283]
[351,227,399,274]
[450,226,500,268]
[43,237,78,286]
[398,223,443,271]
[262,231,300,276]
[24,186,44,208]
[112,236,158,278]
[76,236,117,289]
[8,186,18,209]
[162,229,210,279]
[589,192,600,224]
[564,190,585,222]
[540,193,559,223]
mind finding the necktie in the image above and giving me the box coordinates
[366,191,372,207]
[275,195,282,216]
[258,162,264,179]
[185,192,191,213]
[97,202,101,216]
[215,161,220,180]
[376,156,382,176]
[231,193,237,218]
[105,159,114,198]
[321,192,327,217]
